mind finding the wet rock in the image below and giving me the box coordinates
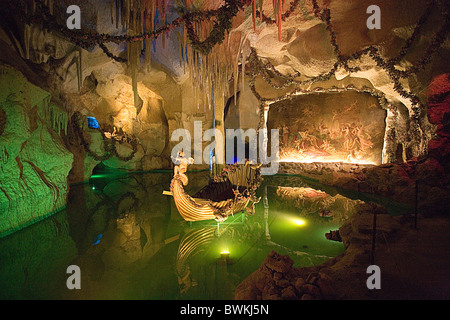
[275,279,290,288]
[273,272,283,281]
[306,272,319,285]
[261,283,281,300]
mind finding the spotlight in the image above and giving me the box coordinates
[218,249,234,265]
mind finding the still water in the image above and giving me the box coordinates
[0,170,401,300]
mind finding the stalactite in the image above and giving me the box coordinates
[48,103,68,135]
[162,0,166,48]
[259,0,263,19]
[110,0,114,24]
[37,95,51,120]
[48,0,53,15]
[233,52,239,106]
[273,0,282,41]
[252,0,256,30]
[109,0,157,112]
[144,0,153,72]
[116,0,120,28]
[32,90,69,136]
[0,146,8,166]
[242,43,248,96]
[125,0,130,30]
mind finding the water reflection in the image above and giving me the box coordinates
[0,171,361,299]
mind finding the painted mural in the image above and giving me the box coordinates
[267,91,387,164]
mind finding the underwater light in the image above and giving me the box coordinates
[294,219,305,226]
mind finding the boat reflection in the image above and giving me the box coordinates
[0,171,356,299]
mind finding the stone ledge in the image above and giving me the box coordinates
[278,161,376,176]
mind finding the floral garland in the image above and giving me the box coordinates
[184,0,248,55]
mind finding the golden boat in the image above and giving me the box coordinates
[167,160,262,222]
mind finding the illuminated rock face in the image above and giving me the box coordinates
[0,64,73,237]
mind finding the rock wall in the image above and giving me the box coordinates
[0,63,73,237]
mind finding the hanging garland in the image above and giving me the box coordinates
[254,0,300,25]
[388,2,434,65]
[247,47,396,130]
[8,0,254,61]
[10,0,307,60]
[184,0,248,55]
[9,0,447,71]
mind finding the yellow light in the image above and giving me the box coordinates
[220,249,229,255]
[294,219,305,226]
